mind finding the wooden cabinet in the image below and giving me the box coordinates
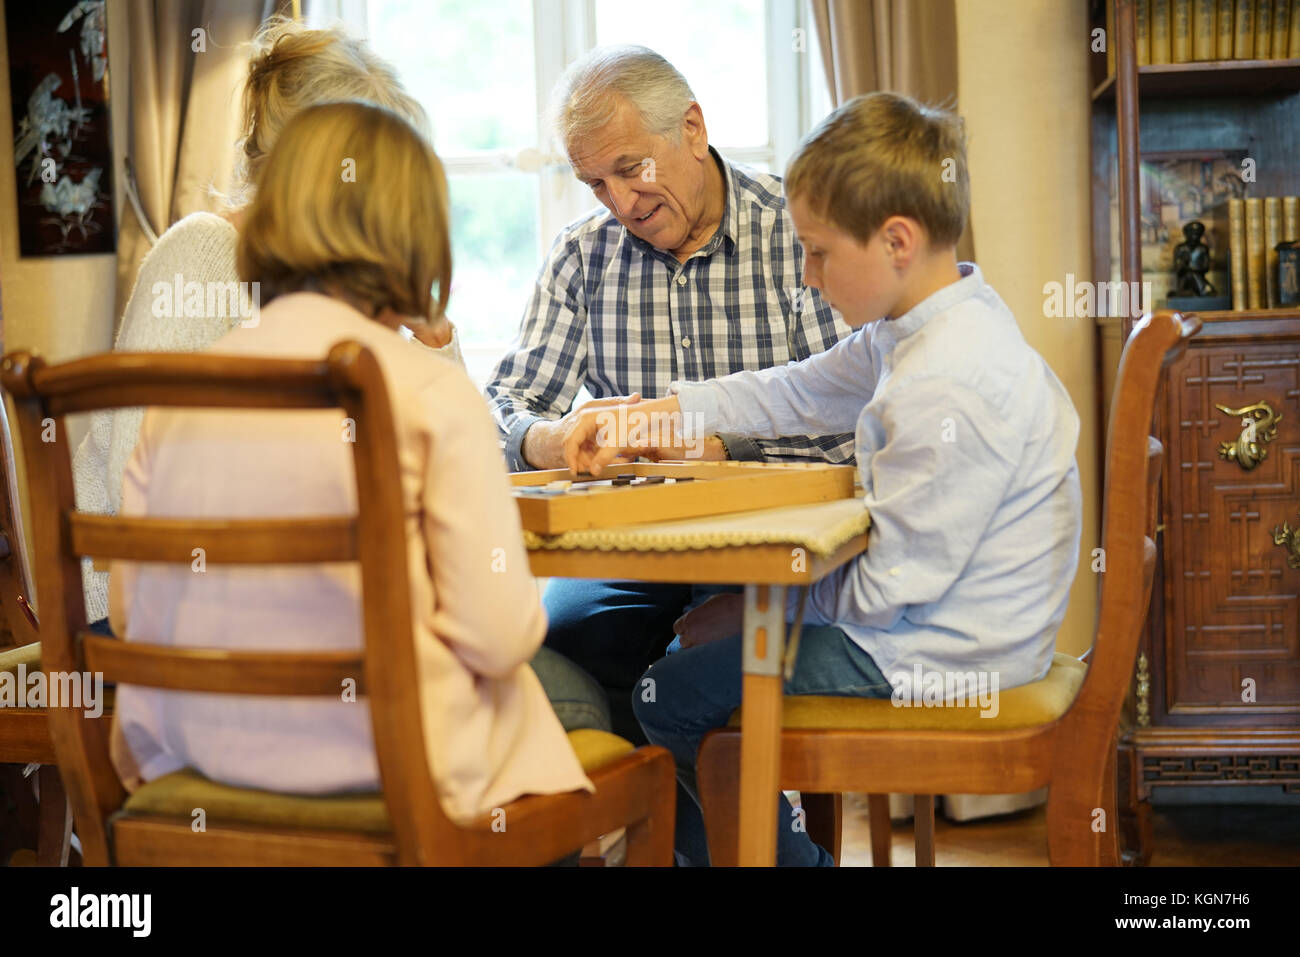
[1089,1,1300,864]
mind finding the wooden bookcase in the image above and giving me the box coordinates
[1090,0,1300,865]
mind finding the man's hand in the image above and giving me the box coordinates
[522,393,642,471]
[673,592,744,649]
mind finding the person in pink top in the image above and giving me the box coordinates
[108,101,604,834]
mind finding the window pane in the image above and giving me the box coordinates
[366,0,536,154]
[445,173,539,346]
[594,0,768,149]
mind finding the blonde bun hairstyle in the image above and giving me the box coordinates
[236,16,429,197]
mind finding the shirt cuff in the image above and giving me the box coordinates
[718,433,764,461]
[505,412,544,472]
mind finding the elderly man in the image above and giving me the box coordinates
[485,46,853,775]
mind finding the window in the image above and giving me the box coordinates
[309,0,830,385]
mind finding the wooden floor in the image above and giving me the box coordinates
[838,792,1300,866]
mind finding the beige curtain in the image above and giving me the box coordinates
[113,0,276,320]
[808,0,1038,827]
[808,0,974,263]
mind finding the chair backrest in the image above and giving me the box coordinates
[0,393,37,648]
[1054,310,1200,792]
[1,343,456,865]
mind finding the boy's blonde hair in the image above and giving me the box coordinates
[785,92,969,248]
[237,17,428,194]
[237,101,451,323]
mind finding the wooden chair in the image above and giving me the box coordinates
[0,388,74,865]
[697,310,1200,866]
[1,342,676,866]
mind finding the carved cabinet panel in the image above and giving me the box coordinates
[1163,336,1300,720]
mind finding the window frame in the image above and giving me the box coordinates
[307,0,825,378]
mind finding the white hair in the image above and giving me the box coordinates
[547,45,697,159]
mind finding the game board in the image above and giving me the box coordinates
[510,460,857,534]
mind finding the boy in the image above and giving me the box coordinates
[564,92,1082,866]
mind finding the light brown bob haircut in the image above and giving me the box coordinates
[237,100,452,323]
[237,16,429,196]
[785,91,969,249]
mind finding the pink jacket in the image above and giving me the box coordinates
[109,292,592,823]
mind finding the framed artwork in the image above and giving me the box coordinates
[6,0,115,256]
[1109,148,1248,309]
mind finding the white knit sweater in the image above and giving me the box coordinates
[72,211,463,622]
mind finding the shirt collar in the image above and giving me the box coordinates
[626,145,738,260]
[876,261,983,344]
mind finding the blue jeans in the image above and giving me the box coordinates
[543,578,739,865]
[633,624,893,867]
[529,645,612,733]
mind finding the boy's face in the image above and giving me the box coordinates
[790,195,902,327]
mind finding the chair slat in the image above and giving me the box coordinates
[25,353,344,416]
[69,514,356,563]
[83,634,366,696]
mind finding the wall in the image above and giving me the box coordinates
[0,3,128,603]
[956,0,1099,656]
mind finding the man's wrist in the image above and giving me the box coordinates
[508,414,546,471]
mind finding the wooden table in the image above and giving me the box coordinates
[523,498,870,866]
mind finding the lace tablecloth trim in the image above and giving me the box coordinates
[522,498,871,558]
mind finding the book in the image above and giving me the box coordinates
[1195,0,1218,55]
[1218,0,1237,58]
[1284,196,1300,242]
[1138,0,1152,64]
[1107,0,1116,75]
[1246,197,1265,308]
[1290,0,1300,54]
[1265,197,1282,305]
[1174,0,1195,59]
[1256,0,1273,56]
[1153,0,1173,61]
[1235,0,1255,57]
[1229,198,1247,310]
[1274,0,1292,54]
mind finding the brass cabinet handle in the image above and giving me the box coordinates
[1274,511,1300,570]
[1215,401,1281,471]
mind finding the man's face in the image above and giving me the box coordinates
[568,96,710,253]
[790,195,901,327]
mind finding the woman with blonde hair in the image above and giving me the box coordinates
[109,100,599,830]
[74,18,460,630]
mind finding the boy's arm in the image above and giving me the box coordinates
[807,377,1025,630]
[671,325,874,440]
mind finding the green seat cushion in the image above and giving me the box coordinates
[122,728,638,832]
[727,652,1087,731]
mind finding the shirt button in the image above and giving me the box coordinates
[889,566,901,576]
[681,337,692,348]
[676,274,687,286]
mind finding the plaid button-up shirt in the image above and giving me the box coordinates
[485,149,857,471]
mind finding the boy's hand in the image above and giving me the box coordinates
[563,396,684,475]
[522,393,641,470]
[673,592,744,649]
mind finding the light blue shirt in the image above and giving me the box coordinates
[671,263,1082,692]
